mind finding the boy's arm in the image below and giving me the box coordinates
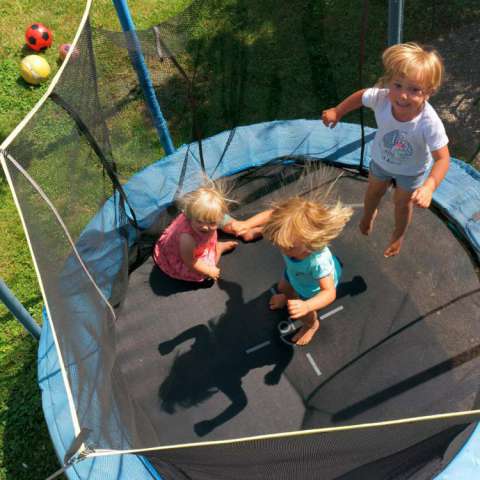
[412,145,450,208]
[179,233,220,279]
[287,275,336,319]
[322,89,367,128]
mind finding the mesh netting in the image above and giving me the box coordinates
[1,0,480,477]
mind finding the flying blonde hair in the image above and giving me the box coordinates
[262,196,352,252]
[179,179,232,224]
[378,42,444,95]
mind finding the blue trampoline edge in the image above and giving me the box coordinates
[37,120,480,479]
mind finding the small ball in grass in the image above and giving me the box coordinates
[25,23,53,52]
[20,55,51,85]
[59,43,79,61]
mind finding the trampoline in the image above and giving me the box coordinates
[1,1,480,479]
[34,125,480,479]
[121,162,480,445]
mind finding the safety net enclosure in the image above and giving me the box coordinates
[1,0,480,479]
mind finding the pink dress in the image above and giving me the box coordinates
[153,213,217,282]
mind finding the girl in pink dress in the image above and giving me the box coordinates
[153,184,238,282]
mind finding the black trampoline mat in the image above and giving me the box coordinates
[117,169,480,447]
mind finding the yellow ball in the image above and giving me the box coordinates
[20,55,51,85]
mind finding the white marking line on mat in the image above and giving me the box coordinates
[246,340,271,354]
[306,353,322,376]
[319,305,344,320]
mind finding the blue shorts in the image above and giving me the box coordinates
[283,255,343,300]
[369,161,426,192]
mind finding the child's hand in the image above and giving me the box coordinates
[322,108,341,128]
[411,185,434,208]
[287,299,310,319]
[208,266,221,281]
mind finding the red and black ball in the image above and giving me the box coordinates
[25,23,53,52]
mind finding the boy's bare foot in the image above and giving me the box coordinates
[269,293,287,310]
[223,220,263,242]
[292,318,320,346]
[384,236,403,258]
[222,219,250,238]
[240,226,263,242]
[359,209,378,235]
[222,219,242,236]
[217,240,238,254]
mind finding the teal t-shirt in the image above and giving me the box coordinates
[283,247,339,299]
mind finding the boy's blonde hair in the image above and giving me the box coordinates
[379,42,444,95]
[262,196,352,252]
[179,181,230,224]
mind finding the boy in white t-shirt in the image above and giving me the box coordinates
[322,42,450,257]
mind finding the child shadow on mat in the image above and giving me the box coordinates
[149,264,215,296]
[336,275,367,299]
[157,278,294,437]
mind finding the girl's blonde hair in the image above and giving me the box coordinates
[262,196,352,252]
[179,180,230,224]
[379,42,444,95]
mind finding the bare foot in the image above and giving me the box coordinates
[269,293,287,310]
[217,240,238,255]
[292,318,320,346]
[223,220,263,242]
[384,236,403,258]
[222,219,243,237]
[240,226,263,242]
[359,209,378,235]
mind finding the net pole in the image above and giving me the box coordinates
[112,0,175,155]
[388,0,404,46]
[0,277,41,339]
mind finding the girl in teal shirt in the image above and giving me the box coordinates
[263,197,352,345]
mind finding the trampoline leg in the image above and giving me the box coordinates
[0,278,41,340]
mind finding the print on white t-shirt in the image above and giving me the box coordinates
[362,88,449,176]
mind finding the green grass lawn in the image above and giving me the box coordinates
[0,0,84,475]
[0,2,188,478]
[0,1,479,479]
